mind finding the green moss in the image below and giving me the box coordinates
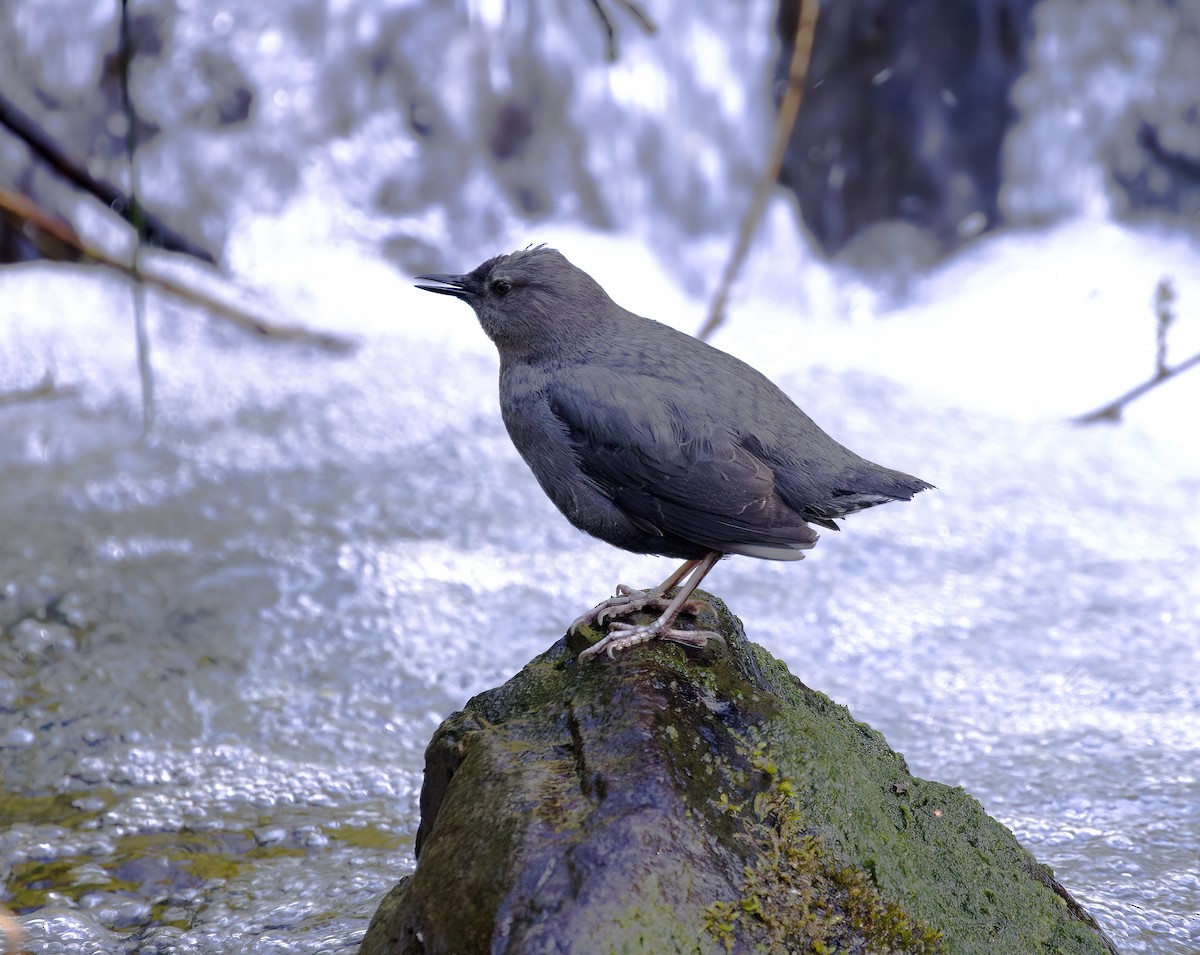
[4,827,306,928]
[0,789,117,828]
[726,643,1113,955]
[325,824,405,851]
[703,770,942,955]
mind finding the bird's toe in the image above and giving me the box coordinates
[577,619,724,662]
[572,585,662,631]
[606,620,724,652]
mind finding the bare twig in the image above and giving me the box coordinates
[119,0,155,435]
[1074,350,1200,424]
[697,0,820,341]
[0,186,354,353]
[1155,276,1174,378]
[1075,276,1199,424]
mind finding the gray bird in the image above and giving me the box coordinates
[416,247,932,660]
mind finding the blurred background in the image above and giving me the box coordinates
[1,1,1199,953]
[6,0,1200,277]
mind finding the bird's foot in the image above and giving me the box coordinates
[570,584,697,633]
[578,619,725,661]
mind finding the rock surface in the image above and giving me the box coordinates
[361,594,1118,955]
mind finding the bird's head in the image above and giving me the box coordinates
[416,246,617,360]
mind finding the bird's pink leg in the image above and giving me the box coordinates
[570,558,699,633]
[578,551,724,661]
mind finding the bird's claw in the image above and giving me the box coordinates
[571,583,683,632]
[578,621,725,661]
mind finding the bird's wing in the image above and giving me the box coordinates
[546,370,818,554]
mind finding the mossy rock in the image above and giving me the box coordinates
[361,593,1117,955]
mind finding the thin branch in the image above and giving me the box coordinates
[611,0,657,34]
[697,0,820,341]
[0,91,215,264]
[1076,276,1198,423]
[120,0,155,435]
[0,186,354,352]
[1154,277,1174,377]
[586,0,618,60]
[1074,350,1200,424]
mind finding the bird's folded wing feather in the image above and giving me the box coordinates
[546,371,818,551]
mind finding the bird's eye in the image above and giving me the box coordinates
[491,278,512,296]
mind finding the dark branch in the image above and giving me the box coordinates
[611,0,657,34]
[586,0,656,61]
[1076,275,1197,424]
[0,92,215,264]
[586,0,619,60]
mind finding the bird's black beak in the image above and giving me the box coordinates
[414,273,475,300]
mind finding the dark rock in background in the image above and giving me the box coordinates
[777,0,1038,256]
[361,594,1118,955]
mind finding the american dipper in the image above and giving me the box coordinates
[416,247,932,660]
